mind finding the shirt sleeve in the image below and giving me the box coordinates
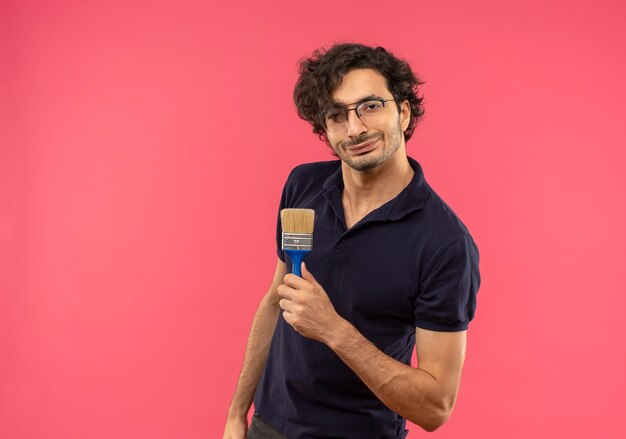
[275,171,292,263]
[275,163,310,263]
[415,235,480,332]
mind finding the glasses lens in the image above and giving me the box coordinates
[356,100,385,123]
[322,100,388,133]
[324,108,346,133]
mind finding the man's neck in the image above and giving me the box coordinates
[341,148,414,213]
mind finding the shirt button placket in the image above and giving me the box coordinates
[335,235,348,248]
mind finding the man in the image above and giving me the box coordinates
[223,43,480,438]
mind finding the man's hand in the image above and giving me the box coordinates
[278,262,343,343]
[222,412,247,439]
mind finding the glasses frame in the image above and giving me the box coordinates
[321,97,396,132]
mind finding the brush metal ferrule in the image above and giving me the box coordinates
[282,232,313,251]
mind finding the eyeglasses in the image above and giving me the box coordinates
[321,98,396,133]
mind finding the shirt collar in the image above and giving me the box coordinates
[322,155,431,223]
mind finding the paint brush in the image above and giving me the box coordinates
[281,208,315,276]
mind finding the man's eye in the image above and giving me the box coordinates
[327,112,345,123]
[361,102,382,112]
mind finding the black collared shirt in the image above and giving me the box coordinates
[254,156,480,439]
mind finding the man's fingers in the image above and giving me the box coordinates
[279,298,295,312]
[283,272,309,289]
[277,284,297,299]
[282,310,293,326]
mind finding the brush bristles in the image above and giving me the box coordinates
[281,208,315,234]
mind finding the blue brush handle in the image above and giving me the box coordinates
[285,249,310,276]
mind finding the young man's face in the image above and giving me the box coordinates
[325,68,411,172]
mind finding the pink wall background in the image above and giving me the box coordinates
[2,0,625,437]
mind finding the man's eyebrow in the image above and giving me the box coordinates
[331,94,383,106]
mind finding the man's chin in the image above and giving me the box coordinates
[343,156,384,172]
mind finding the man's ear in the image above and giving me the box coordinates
[400,99,411,132]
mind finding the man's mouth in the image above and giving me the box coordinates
[347,137,380,153]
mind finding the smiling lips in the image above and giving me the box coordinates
[348,137,380,153]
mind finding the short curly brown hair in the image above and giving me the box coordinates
[293,43,425,146]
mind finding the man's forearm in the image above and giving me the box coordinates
[326,319,448,432]
[227,296,280,417]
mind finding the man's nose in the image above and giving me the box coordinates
[345,110,368,137]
